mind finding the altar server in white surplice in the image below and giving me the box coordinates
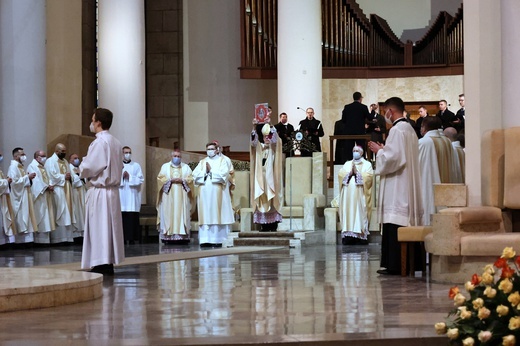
[45,143,74,244]
[0,154,14,246]
[418,116,442,226]
[120,146,144,244]
[338,144,374,244]
[69,154,86,239]
[156,149,194,244]
[80,108,124,275]
[8,147,37,244]
[192,142,234,247]
[27,150,56,244]
[444,127,465,183]
[368,97,423,276]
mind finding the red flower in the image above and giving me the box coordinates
[495,257,508,269]
[515,256,520,268]
[449,286,460,299]
[471,274,482,285]
[501,265,515,279]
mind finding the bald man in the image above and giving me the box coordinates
[45,143,74,244]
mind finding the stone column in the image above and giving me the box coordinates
[97,0,146,201]
[0,0,46,162]
[501,0,520,128]
[277,0,322,127]
[463,0,502,206]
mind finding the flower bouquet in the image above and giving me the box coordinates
[435,247,520,345]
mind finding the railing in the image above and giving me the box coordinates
[240,0,464,78]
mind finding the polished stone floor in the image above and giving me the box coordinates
[0,241,454,345]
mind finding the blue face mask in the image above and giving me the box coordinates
[0,155,3,163]
[73,158,80,166]
[172,157,181,166]
[353,152,362,160]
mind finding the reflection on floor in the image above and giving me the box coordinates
[0,242,453,345]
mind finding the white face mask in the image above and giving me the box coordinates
[384,110,393,125]
[40,157,47,164]
[20,155,27,163]
[353,152,362,160]
[89,122,95,133]
[207,149,216,158]
[73,158,80,167]
[172,157,181,166]
[124,153,131,161]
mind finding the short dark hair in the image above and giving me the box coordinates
[122,146,131,151]
[422,115,442,131]
[93,108,113,130]
[206,142,217,149]
[459,93,464,98]
[12,147,23,157]
[279,112,287,118]
[353,92,362,101]
[439,99,447,104]
[384,97,405,112]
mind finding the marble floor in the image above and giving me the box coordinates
[0,241,455,345]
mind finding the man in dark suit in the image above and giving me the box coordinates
[436,99,457,129]
[415,105,430,138]
[274,112,295,157]
[366,103,386,143]
[298,107,324,157]
[454,93,465,133]
[337,91,371,162]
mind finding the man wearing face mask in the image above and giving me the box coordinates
[80,108,124,275]
[192,142,235,247]
[337,144,374,245]
[119,146,144,245]
[45,143,74,244]
[8,147,37,244]
[69,154,86,241]
[27,150,56,244]
[0,153,14,246]
[157,148,194,244]
[368,97,423,276]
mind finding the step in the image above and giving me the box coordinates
[234,238,292,247]
[237,231,297,238]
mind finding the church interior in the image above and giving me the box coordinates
[1,0,519,345]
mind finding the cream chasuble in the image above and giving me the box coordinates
[418,130,441,226]
[7,160,37,241]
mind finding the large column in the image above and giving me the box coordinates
[277,0,322,126]
[0,0,46,164]
[501,0,520,128]
[98,0,146,200]
[46,0,83,143]
[463,0,502,206]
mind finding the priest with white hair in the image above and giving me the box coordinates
[337,144,374,245]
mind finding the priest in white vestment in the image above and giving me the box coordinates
[157,149,194,243]
[215,142,237,222]
[27,151,56,244]
[418,117,442,226]
[438,129,460,183]
[250,123,283,232]
[7,147,37,244]
[444,127,465,183]
[368,97,423,275]
[193,142,235,247]
[338,145,374,244]
[80,108,124,275]
[0,156,14,245]
[45,143,74,244]
[69,154,86,240]
[120,146,144,244]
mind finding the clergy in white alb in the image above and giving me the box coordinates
[0,160,15,246]
[45,143,74,244]
[27,151,56,244]
[338,145,374,243]
[250,124,283,232]
[444,127,465,183]
[69,154,86,239]
[192,142,235,247]
[120,146,144,244]
[7,148,37,244]
[437,128,459,183]
[156,149,194,243]
[418,117,442,226]
[368,97,423,275]
[79,108,124,274]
